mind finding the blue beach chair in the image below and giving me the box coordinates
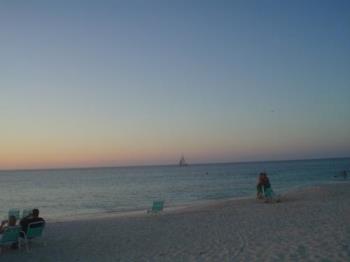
[21,221,45,252]
[264,187,275,198]
[0,226,21,254]
[147,201,164,214]
[263,187,281,203]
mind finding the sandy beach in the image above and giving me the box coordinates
[1,182,349,261]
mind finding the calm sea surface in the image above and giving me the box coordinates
[0,158,349,220]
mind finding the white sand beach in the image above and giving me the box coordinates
[1,182,349,261]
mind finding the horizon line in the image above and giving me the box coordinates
[1,156,349,172]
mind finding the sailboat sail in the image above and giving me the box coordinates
[179,155,188,166]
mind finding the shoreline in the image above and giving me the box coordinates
[47,195,254,223]
[46,179,347,223]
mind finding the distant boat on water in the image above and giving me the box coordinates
[179,155,188,167]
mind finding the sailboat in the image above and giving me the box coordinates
[179,155,188,167]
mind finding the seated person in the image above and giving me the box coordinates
[20,208,45,235]
[0,215,17,241]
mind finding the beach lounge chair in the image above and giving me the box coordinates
[147,201,164,214]
[21,221,45,252]
[0,226,21,254]
[8,209,20,220]
[263,188,281,203]
[264,187,274,198]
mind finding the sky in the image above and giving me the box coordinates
[1,0,350,169]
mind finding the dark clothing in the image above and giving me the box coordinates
[257,184,263,193]
[20,217,45,234]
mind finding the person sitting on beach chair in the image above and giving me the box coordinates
[0,215,19,250]
[0,216,17,236]
[20,209,45,235]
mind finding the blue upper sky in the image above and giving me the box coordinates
[1,0,349,169]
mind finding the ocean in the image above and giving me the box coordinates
[0,158,349,220]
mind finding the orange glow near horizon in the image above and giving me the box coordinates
[1,134,348,170]
[1,121,349,170]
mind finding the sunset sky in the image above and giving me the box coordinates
[1,0,350,169]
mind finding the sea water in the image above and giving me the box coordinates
[0,158,349,220]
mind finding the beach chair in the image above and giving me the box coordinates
[147,201,164,214]
[8,209,20,220]
[0,226,21,254]
[263,188,281,203]
[21,221,45,252]
[21,209,32,219]
[264,187,274,198]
